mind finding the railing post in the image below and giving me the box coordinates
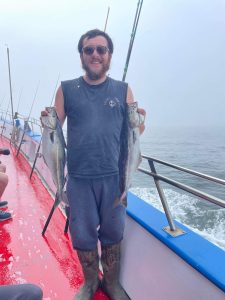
[30,124,42,179]
[148,160,185,237]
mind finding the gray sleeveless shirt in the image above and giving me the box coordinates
[61,76,128,178]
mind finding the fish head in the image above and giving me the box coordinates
[41,107,58,129]
[128,102,141,128]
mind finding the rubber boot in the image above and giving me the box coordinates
[74,248,100,300]
[101,243,130,300]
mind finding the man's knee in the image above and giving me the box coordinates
[0,173,8,188]
[70,223,98,251]
[99,205,126,245]
[0,163,6,173]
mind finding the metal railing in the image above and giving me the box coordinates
[4,110,66,174]
[139,155,225,237]
[0,109,68,179]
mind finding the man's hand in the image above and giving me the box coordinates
[40,109,49,127]
[41,110,48,117]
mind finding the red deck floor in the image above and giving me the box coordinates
[0,137,108,300]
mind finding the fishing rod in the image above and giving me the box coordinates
[30,74,60,179]
[104,7,110,32]
[6,46,15,127]
[16,87,23,114]
[0,97,10,137]
[16,81,40,157]
[10,88,23,144]
[0,94,6,120]
[50,73,60,106]
[122,0,143,82]
[0,94,6,108]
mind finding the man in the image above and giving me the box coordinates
[11,112,22,144]
[54,29,145,300]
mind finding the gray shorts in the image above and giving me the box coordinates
[67,174,126,250]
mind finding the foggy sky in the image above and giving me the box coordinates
[0,0,225,128]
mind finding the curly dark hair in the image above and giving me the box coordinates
[78,29,114,54]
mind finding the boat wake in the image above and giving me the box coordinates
[130,187,225,251]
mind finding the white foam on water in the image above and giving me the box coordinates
[130,187,225,251]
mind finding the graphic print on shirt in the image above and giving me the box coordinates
[104,97,120,108]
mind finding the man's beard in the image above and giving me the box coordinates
[81,58,111,80]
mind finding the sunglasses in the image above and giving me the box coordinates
[82,45,109,55]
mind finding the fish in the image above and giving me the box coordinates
[119,101,142,206]
[41,107,67,204]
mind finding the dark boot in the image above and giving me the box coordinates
[101,243,130,300]
[74,248,100,300]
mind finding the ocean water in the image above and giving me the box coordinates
[131,126,225,251]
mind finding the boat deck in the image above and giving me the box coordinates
[0,137,108,299]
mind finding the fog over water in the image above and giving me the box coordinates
[0,0,225,129]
